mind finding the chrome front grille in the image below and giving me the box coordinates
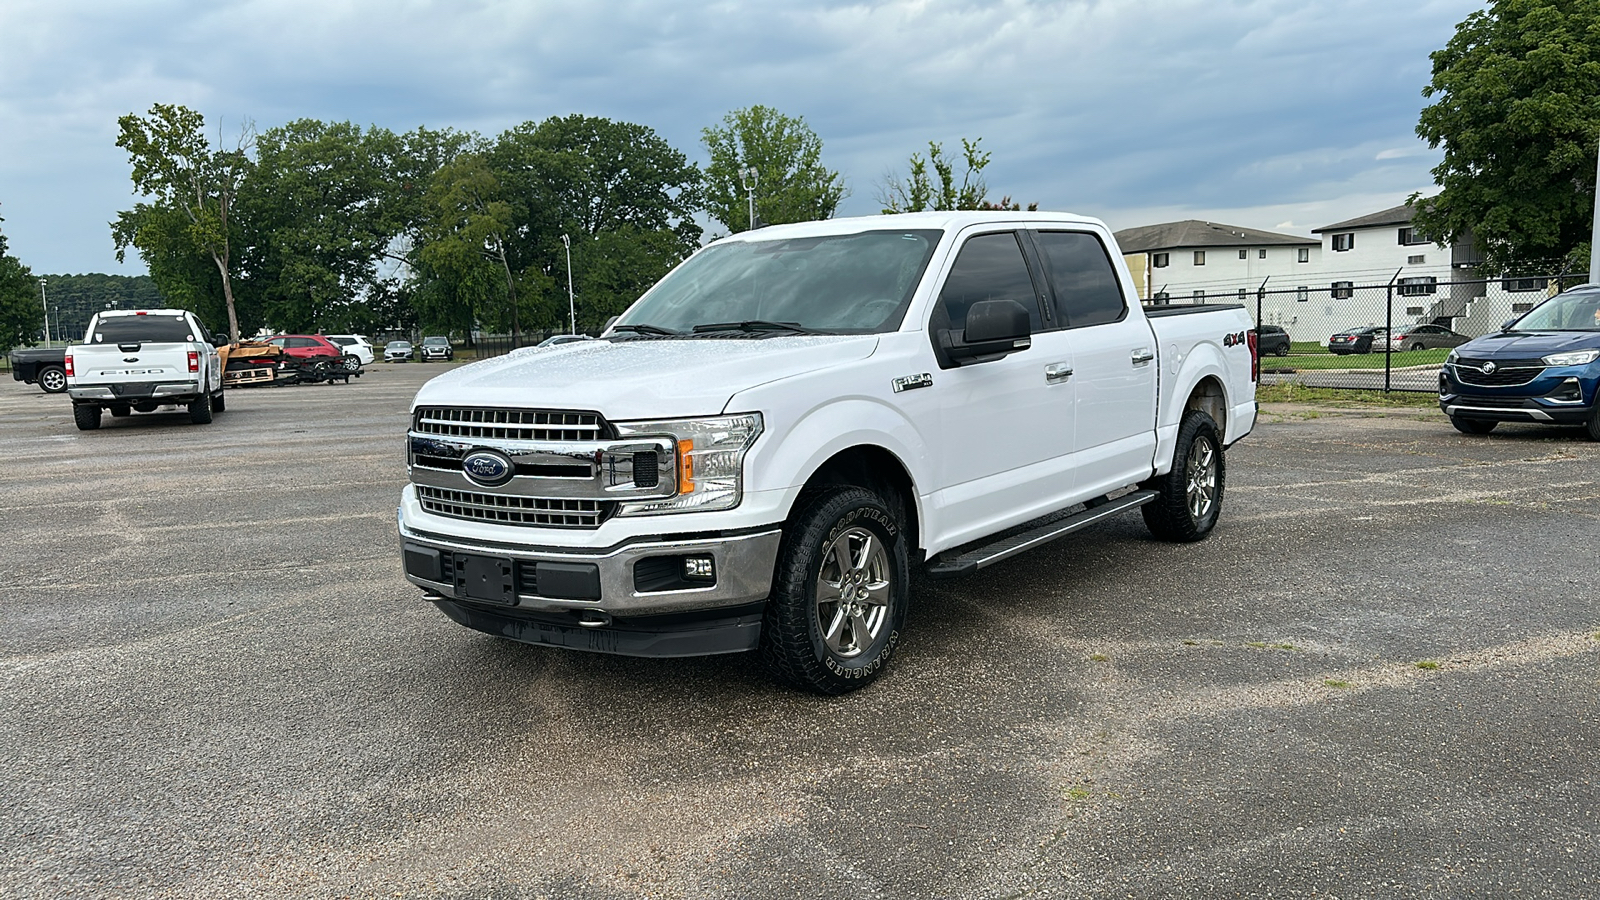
[1451,361,1545,387]
[413,407,604,442]
[417,485,608,528]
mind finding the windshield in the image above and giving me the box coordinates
[89,315,196,343]
[615,229,943,334]
[1513,290,1600,331]
[328,337,355,346]
[423,337,448,346]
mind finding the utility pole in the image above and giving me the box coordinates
[562,234,576,335]
[738,166,759,231]
[40,277,49,346]
[1590,135,1599,285]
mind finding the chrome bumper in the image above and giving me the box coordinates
[398,519,783,617]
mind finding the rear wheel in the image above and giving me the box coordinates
[1411,342,1425,351]
[38,365,67,393]
[1450,416,1496,435]
[73,404,101,431]
[188,392,213,425]
[760,486,909,694]
[1142,409,1224,542]
[1275,345,1290,357]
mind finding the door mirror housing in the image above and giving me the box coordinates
[941,299,1033,366]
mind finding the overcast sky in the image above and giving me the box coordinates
[0,0,1481,276]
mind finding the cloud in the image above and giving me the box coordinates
[0,0,1480,274]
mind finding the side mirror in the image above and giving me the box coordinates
[212,335,229,347]
[1500,319,1518,332]
[943,299,1033,365]
[603,315,620,332]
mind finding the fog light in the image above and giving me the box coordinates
[683,556,715,580]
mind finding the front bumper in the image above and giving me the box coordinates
[1439,366,1596,425]
[398,517,783,656]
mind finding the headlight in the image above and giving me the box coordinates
[1541,349,1600,367]
[613,413,763,515]
[1445,349,1459,364]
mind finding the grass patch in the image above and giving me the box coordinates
[1062,786,1091,802]
[1246,641,1300,651]
[1256,382,1438,408]
[1323,679,1351,688]
[1414,660,1440,670]
[1088,653,1109,662]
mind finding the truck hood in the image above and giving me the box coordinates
[1456,330,1600,358]
[412,335,880,419]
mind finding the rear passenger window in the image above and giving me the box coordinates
[937,232,1042,332]
[1034,231,1126,328]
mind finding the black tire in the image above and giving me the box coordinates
[759,486,910,694]
[1450,416,1496,435]
[73,404,101,431]
[1411,342,1425,352]
[1142,409,1225,542]
[212,390,225,413]
[188,391,213,425]
[338,355,361,374]
[109,405,131,418]
[1274,346,1290,357]
[38,365,67,393]
[1585,405,1600,442]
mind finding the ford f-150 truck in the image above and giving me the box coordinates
[399,212,1259,693]
[1439,284,1600,440]
[66,309,226,431]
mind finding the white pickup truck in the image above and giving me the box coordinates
[399,212,1258,693]
[66,309,226,431]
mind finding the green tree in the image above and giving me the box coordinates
[701,106,846,233]
[29,274,163,340]
[113,103,254,340]
[0,207,44,352]
[415,152,524,339]
[1412,0,1600,274]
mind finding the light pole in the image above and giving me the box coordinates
[40,277,49,346]
[561,234,576,335]
[737,166,759,231]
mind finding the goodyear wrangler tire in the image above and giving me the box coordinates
[1141,409,1224,542]
[760,486,909,694]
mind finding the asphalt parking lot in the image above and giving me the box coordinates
[2,364,1596,899]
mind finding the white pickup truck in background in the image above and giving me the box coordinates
[66,309,227,431]
[399,211,1259,693]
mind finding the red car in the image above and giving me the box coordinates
[266,334,343,359]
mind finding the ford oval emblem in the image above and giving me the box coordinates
[462,450,514,487]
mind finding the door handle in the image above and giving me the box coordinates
[1131,349,1155,366]
[1044,363,1073,383]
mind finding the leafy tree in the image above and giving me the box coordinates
[877,138,1032,213]
[0,207,44,352]
[701,106,846,233]
[113,104,254,340]
[416,152,523,339]
[28,274,163,340]
[1412,0,1600,274]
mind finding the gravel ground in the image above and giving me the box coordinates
[1,366,1595,899]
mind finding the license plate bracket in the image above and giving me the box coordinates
[455,554,517,605]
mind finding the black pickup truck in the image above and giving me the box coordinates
[7,348,68,393]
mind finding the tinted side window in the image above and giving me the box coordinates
[1034,231,1127,328]
[937,232,1042,332]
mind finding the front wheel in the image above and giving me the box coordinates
[1585,405,1600,442]
[1450,416,1496,435]
[1142,409,1225,542]
[760,486,910,694]
[38,366,67,393]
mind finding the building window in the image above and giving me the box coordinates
[1237,289,1247,301]
[1152,252,1169,268]
[1407,254,1426,265]
[1502,276,1548,292]
[1331,281,1354,299]
[1406,306,1425,316]
[1398,276,1438,296]
[1296,286,1309,302]
[1238,249,1248,260]
[1258,248,1267,259]
[1512,302,1535,313]
[1194,250,1206,266]
[1332,233,1355,252]
[1193,289,1206,302]
[1298,248,1310,263]
[1398,227,1429,246]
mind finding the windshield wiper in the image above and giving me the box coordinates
[690,320,825,335]
[609,323,679,336]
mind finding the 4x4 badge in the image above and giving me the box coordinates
[1480,361,1497,374]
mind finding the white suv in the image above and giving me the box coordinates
[325,334,374,365]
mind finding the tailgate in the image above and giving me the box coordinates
[70,343,194,385]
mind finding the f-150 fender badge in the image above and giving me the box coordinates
[892,373,934,393]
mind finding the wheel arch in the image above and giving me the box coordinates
[1184,375,1230,444]
[793,445,922,557]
